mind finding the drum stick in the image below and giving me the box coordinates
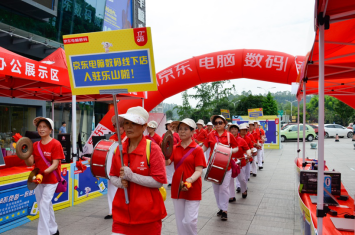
[113,93,129,204]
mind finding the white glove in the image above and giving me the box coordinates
[110,176,123,188]
[121,166,162,188]
[232,147,239,153]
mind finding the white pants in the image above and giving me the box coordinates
[238,166,247,193]
[173,199,200,235]
[229,177,235,198]
[251,156,258,174]
[107,179,118,214]
[203,148,211,174]
[212,170,231,211]
[34,183,58,235]
[261,145,265,161]
[166,163,175,184]
[245,162,251,180]
[257,149,263,167]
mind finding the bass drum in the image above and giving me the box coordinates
[204,143,232,185]
[90,140,118,179]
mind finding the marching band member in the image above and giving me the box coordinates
[228,124,251,201]
[238,123,254,198]
[248,121,259,177]
[166,119,206,235]
[202,115,239,221]
[253,120,263,170]
[206,122,213,135]
[145,121,162,145]
[109,107,167,235]
[106,116,127,220]
[194,119,208,166]
[24,117,63,235]
[163,120,181,186]
[258,122,266,164]
[193,119,208,146]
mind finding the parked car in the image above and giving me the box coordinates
[324,124,353,138]
[308,124,326,140]
[280,124,316,142]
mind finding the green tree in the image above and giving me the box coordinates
[166,110,173,120]
[262,92,278,115]
[173,91,193,119]
[234,94,264,116]
[334,99,355,126]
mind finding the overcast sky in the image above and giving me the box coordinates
[146,0,315,107]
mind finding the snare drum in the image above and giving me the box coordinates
[90,140,118,179]
[204,143,232,185]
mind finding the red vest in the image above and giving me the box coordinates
[112,139,166,226]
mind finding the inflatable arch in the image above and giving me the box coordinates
[115,49,304,116]
[81,49,305,154]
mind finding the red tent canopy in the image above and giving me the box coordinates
[297,1,355,107]
[0,47,145,102]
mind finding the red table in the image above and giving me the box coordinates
[296,158,354,235]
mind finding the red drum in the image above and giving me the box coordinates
[90,140,118,179]
[204,143,232,185]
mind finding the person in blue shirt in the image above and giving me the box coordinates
[59,122,66,134]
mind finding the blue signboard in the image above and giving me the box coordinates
[69,49,152,88]
[103,0,132,31]
[0,185,37,226]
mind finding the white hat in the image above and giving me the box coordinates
[165,120,173,125]
[248,120,254,125]
[118,106,149,125]
[228,124,239,131]
[196,119,205,125]
[172,118,196,130]
[206,122,213,126]
[257,121,261,125]
[239,123,249,130]
[147,121,158,129]
[253,120,259,124]
[33,117,54,130]
[210,115,227,125]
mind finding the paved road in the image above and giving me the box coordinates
[3,138,355,235]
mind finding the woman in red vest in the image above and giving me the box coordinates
[162,120,180,187]
[109,107,167,235]
[166,118,206,235]
[229,123,252,200]
[202,115,239,221]
[145,120,162,145]
[24,117,64,235]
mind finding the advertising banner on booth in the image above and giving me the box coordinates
[63,27,157,95]
[248,108,263,118]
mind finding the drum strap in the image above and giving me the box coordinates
[146,140,152,167]
[214,132,230,147]
[175,146,198,170]
[147,135,157,144]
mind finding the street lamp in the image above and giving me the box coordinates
[257,86,276,95]
[232,100,240,107]
[285,100,298,118]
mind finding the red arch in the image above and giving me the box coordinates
[116,49,304,113]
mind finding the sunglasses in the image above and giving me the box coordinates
[214,121,224,126]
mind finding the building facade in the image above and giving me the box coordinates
[0,0,144,153]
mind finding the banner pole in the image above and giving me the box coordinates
[113,93,129,204]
